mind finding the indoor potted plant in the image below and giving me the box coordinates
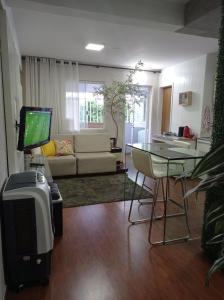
[186,143,224,285]
[96,61,143,147]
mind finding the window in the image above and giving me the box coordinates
[125,86,151,145]
[125,86,149,123]
[79,81,104,129]
[65,81,104,129]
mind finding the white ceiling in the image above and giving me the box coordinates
[7,0,218,70]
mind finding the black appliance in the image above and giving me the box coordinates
[178,126,184,137]
[1,171,54,291]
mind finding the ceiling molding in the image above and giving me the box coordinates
[184,0,221,24]
[177,0,221,38]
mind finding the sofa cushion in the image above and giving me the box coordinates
[41,140,56,157]
[74,134,111,153]
[75,152,116,174]
[54,139,74,156]
[47,155,77,176]
[52,134,75,151]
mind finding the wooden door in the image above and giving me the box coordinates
[161,86,172,133]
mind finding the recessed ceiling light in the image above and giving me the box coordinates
[85,43,104,51]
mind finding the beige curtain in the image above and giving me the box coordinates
[22,56,80,134]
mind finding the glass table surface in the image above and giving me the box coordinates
[126,143,206,161]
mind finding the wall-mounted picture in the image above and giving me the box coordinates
[179,91,192,106]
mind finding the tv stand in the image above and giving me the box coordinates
[24,155,52,183]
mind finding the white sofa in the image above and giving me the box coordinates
[74,134,116,174]
[42,133,117,176]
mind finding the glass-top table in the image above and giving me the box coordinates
[126,143,206,161]
[125,143,207,245]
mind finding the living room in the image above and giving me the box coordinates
[0,0,224,299]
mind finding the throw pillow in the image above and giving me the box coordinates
[31,146,42,156]
[41,140,56,157]
[54,139,74,156]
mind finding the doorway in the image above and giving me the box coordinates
[125,86,151,146]
[161,86,172,134]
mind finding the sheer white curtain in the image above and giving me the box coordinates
[24,56,80,134]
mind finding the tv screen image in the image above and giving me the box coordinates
[17,106,53,151]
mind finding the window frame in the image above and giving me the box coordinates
[79,80,105,130]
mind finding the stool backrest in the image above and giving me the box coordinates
[132,149,155,178]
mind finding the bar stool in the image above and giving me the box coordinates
[151,140,191,171]
[128,148,184,224]
[151,140,191,207]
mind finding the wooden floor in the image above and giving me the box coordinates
[5,159,224,300]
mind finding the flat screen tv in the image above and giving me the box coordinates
[17,106,53,151]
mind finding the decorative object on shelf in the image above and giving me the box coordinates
[179,91,192,106]
[178,126,184,137]
[201,105,212,136]
[182,126,194,139]
[111,147,123,171]
[96,61,143,147]
[110,137,117,148]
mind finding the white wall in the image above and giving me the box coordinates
[1,0,20,58]
[0,7,23,174]
[0,2,23,299]
[79,65,159,146]
[0,57,7,300]
[159,55,210,137]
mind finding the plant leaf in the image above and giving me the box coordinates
[205,256,224,286]
[207,234,224,245]
[205,212,224,229]
[206,204,224,222]
[185,173,224,197]
[191,144,224,179]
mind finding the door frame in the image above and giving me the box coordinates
[160,85,173,134]
[124,85,151,145]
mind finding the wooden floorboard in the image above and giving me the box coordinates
[5,199,224,300]
[5,156,224,299]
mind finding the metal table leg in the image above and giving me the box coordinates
[148,161,191,246]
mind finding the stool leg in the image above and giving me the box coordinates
[161,178,166,213]
[138,176,146,203]
[153,178,165,219]
[148,179,159,245]
[183,178,189,210]
[128,171,139,224]
[180,178,191,237]
[181,165,189,210]
[153,179,163,219]
[128,172,154,224]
